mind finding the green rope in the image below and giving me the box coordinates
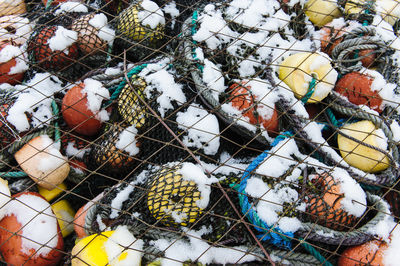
[300,239,333,266]
[51,100,60,143]
[45,0,53,10]
[104,64,148,106]
[191,11,204,72]
[0,172,28,178]
[325,108,340,127]
[301,76,316,104]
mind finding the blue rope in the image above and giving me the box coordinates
[235,131,332,265]
[236,132,294,249]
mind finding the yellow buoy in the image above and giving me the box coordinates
[337,120,390,173]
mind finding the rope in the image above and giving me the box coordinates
[301,77,316,104]
[51,100,60,143]
[237,133,293,248]
[0,172,28,178]
[236,132,333,265]
[0,154,10,171]
[332,27,387,74]
[7,128,52,155]
[104,64,148,106]
[269,248,321,265]
[191,10,204,72]
[299,239,332,266]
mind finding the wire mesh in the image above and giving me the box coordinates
[0,0,399,265]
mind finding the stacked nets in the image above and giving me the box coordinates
[0,0,399,265]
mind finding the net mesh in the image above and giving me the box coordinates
[1,0,400,265]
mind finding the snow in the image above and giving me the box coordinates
[104,226,144,266]
[152,229,260,266]
[202,60,226,101]
[48,26,77,52]
[256,138,300,178]
[82,78,110,122]
[0,43,28,75]
[278,217,302,232]
[88,13,115,44]
[54,2,88,14]
[176,104,220,155]
[177,163,218,209]
[138,0,165,29]
[390,120,400,142]
[115,125,139,156]
[330,167,367,217]
[109,169,149,219]
[384,225,400,265]
[192,5,238,50]
[0,16,32,44]
[0,178,11,220]
[140,65,186,117]
[37,135,68,173]
[367,195,396,239]
[7,73,63,132]
[163,2,179,28]
[3,193,60,257]
[65,142,90,159]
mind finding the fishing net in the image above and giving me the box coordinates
[1,0,400,265]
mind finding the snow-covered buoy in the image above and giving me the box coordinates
[228,82,279,135]
[61,79,110,136]
[71,226,143,266]
[0,192,64,265]
[28,26,79,71]
[279,52,338,103]
[0,41,27,85]
[147,162,214,227]
[117,0,165,45]
[14,135,70,190]
[305,172,366,230]
[70,13,115,55]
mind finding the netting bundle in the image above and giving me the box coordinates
[236,134,391,249]
[2,0,400,265]
[27,5,115,80]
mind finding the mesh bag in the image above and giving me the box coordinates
[112,1,166,62]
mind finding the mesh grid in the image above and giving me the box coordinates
[1,0,400,265]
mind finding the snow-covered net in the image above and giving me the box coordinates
[1,0,400,265]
